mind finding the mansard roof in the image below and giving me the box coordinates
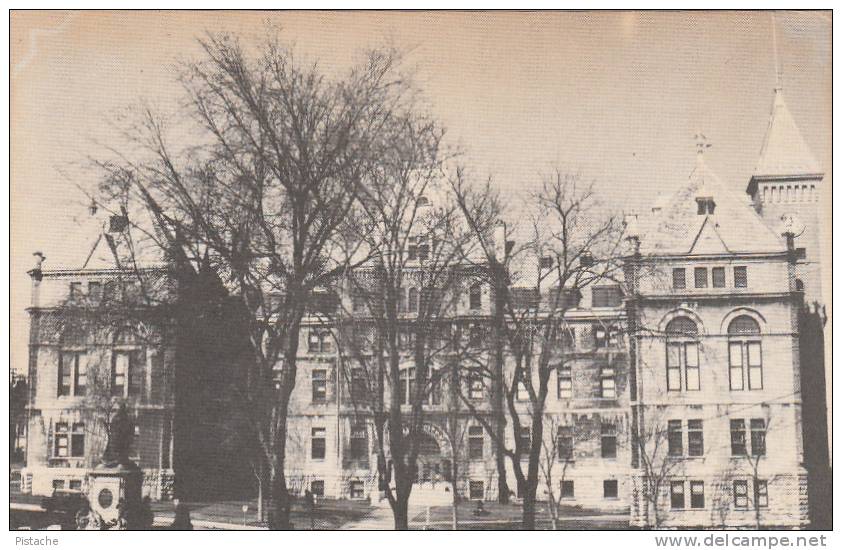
[752,89,822,181]
[639,153,785,257]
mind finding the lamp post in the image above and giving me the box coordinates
[242,504,248,527]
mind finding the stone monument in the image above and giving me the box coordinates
[87,403,144,529]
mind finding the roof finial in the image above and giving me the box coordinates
[694,132,712,156]
[772,12,783,91]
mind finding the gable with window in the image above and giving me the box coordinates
[728,315,762,391]
[665,316,700,392]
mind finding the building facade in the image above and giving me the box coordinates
[21,87,827,528]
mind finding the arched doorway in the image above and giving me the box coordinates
[415,432,450,486]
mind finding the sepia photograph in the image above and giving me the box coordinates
[7,8,833,538]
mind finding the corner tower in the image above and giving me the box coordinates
[747,88,825,305]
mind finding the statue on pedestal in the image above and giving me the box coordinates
[102,403,134,467]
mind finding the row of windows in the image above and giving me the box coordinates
[670,479,768,511]
[51,421,142,460]
[762,183,817,204]
[672,266,748,290]
[58,350,145,398]
[351,283,483,315]
[665,315,763,392]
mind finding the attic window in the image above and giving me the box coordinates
[696,198,716,215]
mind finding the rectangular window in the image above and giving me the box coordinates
[601,423,617,459]
[561,480,575,499]
[688,420,704,457]
[603,479,618,499]
[311,427,326,460]
[468,426,484,460]
[59,351,84,397]
[594,325,608,348]
[350,368,367,402]
[672,268,686,290]
[668,420,683,456]
[755,480,768,508]
[670,481,685,509]
[557,368,572,399]
[310,480,324,497]
[712,267,726,288]
[516,373,529,401]
[469,284,482,310]
[557,426,574,461]
[734,266,748,288]
[69,479,82,491]
[690,481,705,509]
[517,426,531,454]
[312,370,327,402]
[729,342,744,390]
[747,342,763,390]
[469,480,484,500]
[667,343,682,391]
[733,480,749,509]
[111,351,130,397]
[468,369,483,400]
[349,480,364,499]
[54,422,69,457]
[69,282,82,300]
[684,342,700,391]
[592,285,622,308]
[750,419,767,456]
[694,267,708,288]
[730,419,747,456]
[71,423,85,457]
[349,425,367,460]
[600,367,616,398]
[308,331,321,352]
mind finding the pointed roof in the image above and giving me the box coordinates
[639,153,785,256]
[752,89,822,180]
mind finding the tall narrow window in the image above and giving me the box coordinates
[668,420,683,456]
[311,427,326,460]
[408,288,419,313]
[734,266,748,288]
[557,426,574,461]
[730,419,747,456]
[350,368,367,402]
[754,480,768,508]
[670,481,685,509]
[728,316,762,390]
[517,425,531,455]
[694,267,708,288]
[468,368,483,400]
[672,268,686,290]
[666,317,700,392]
[601,423,617,459]
[600,366,616,398]
[59,351,86,397]
[312,370,327,403]
[112,351,130,397]
[688,420,704,456]
[349,425,368,460]
[516,372,529,401]
[712,267,726,288]
[750,419,767,456]
[469,283,482,310]
[690,481,705,509]
[557,367,573,399]
[733,480,749,509]
[468,426,484,460]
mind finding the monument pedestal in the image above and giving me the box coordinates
[88,462,143,528]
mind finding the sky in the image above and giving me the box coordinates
[9,10,832,374]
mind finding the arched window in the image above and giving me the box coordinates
[665,317,700,391]
[728,315,762,390]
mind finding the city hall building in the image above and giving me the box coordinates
[21,87,828,528]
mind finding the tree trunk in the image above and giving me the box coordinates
[491,267,511,504]
[393,492,410,530]
[451,462,459,530]
[521,483,537,530]
[269,462,292,529]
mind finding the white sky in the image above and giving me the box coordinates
[10,11,831,373]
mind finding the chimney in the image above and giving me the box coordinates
[28,252,45,308]
[493,221,506,261]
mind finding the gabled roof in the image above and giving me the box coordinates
[639,153,785,256]
[752,89,822,180]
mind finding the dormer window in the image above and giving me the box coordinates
[696,197,716,215]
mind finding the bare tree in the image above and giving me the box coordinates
[727,408,779,529]
[85,31,422,528]
[538,415,575,530]
[633,405,682,529]
[454,169,624,529]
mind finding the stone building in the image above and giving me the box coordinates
[20,87,826,528]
